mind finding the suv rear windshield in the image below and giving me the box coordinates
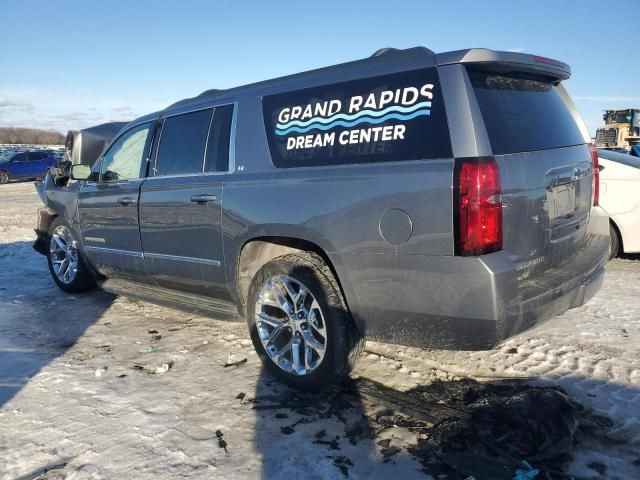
[469,70,585,155]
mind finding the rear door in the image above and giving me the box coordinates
[25,152,49,177]
[7,152,29,177]
[78,122,154,281]
[466,67,593,279]
[139,104,234,299]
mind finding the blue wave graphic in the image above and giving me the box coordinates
[277,101,431,130]
[275,109,431,136]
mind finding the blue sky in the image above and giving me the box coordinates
[1,0,638,136]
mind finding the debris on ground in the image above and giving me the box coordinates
[586,461,607,475]
[131,361,174,374]
[513,461,540,480]
[215,430,227,452]
[223,358,247,368]
[152,362,173,374]
[243,377,615,479]
[18,461,68,480]
[138,346,154,354]
[94,366,108,377]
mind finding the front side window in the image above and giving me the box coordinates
[155,109,213,176]
[100,123,151,181]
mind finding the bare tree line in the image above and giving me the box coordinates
[0,127,65,145]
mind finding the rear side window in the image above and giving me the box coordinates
[28,152,46,161]
[204,104,234,172]
[156,109,213,176]
[262,67,452,168]
[469,70,585,155]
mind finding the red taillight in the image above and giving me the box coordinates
[455,157,503,256]
[590,144,599,206]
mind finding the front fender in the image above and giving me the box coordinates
[32,172,82,255]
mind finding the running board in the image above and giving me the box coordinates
[99,278,240,321]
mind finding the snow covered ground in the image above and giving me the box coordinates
[0,181,638,479]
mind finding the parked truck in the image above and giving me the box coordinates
[595,108,640,151]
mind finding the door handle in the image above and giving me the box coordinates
[117,197,136,206]
[190,194,216,204]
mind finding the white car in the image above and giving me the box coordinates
[597,149,640,257]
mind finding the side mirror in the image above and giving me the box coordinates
[70,164,92,180]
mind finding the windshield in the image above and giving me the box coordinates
[605,110,635,124]
[0,152,16,163]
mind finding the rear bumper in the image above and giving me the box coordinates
[338,207,610,350]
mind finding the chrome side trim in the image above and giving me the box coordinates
[145,252,221,266]
[141,172,226,181]
[83,246,221,266]
[163,105,215,119]
[229,100,238,174]
[84,246,144,258]
[202,108,216,172]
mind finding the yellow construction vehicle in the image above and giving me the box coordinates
[595,108,640,152]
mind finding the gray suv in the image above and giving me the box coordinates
[34,47,610,388]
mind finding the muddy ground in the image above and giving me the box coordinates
[1,181,639,479]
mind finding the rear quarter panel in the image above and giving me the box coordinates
[222,67,455,333]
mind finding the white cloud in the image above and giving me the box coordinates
[0,86,175,133]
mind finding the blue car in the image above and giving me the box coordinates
[0,150,59,184]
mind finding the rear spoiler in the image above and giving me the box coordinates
[436,49,571,81]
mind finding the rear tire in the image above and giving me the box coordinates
[609,223,621,260]
[0,171,9,184]
[247,252,364,390]
[46,218,96,293]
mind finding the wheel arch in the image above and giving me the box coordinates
[610,218,624,254]
[235,236,351,318]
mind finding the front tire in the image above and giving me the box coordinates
[0,171,9,184]
[46,218,96,293]
[247,252,363,390]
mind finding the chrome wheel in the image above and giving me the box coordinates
[0,171,9,184]
[49,225,79,284]
[255,274,327,376]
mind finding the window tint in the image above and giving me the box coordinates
[100,123,151,181]
[468,70,585,155]
[262,67,452,168]
[156,109,213,176]
[28,152,48,161]
[204,104,234,172]
[12,153,27,162]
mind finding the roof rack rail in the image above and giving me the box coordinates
[166,88,226,109]
[370,46,435,57]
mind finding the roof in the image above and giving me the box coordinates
[129,46,572,125]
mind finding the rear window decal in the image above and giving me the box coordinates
[262,67,452,167]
